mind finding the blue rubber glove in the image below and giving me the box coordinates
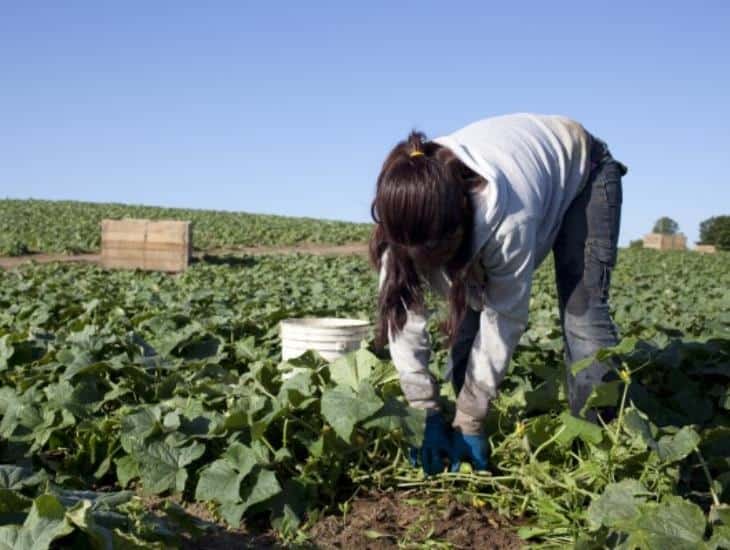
[450,431,489,472]
[408,412,451,475]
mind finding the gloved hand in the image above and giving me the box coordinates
[408,411,451,475]
[449,430,489,472]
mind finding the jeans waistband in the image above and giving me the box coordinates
[587,132,628,176]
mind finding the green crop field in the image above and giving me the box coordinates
[0,199,372,255]
[1,238,729,546]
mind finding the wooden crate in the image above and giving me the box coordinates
[643,233,687,251]
[101,219,192,272]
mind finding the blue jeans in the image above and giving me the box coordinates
[448,135,628,419]
[553,135,627,417]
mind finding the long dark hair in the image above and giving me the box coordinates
[370,130,485,348]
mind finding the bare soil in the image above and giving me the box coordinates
[0,253,102,270]
[307,489,524,550]
[141,489,524,549]
[0,243,369,270]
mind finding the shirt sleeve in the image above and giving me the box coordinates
[378,249,441,410]
[454,221,537,424]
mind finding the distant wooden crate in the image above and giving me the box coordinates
[101,219,192,272]
[643,233,687,251]
[695,244,717,254]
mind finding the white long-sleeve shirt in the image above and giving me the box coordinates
[382,113,593,425]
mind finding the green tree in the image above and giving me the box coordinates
[699,216,730,250]
[652,217,679,235]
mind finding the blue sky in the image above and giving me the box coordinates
[2,1,728,246]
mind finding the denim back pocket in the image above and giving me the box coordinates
[585,238,617,302]
[602,169,623,207]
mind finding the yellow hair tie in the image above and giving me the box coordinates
[409,150,425,158]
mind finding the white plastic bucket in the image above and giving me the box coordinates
[280,317,372,362]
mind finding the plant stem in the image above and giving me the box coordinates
[596,413,617,445]
[532,426,567,461]
[351,448,403,483]
[254,380,277,401]
[695,448,721,508]
[518,494,530,515]
[260,435,277,455]
[613,380,631,445]
[393,473,518,486]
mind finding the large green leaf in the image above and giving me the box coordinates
[329,348,384,389]
[241,469,282,511]
[13,495,75,550]
[119,407,162,453]
[115,456,140,488]
[224,442,263,471]
[0,466,46,491]
[64,500,115,549]
[363,397,425,446]
[195,441,265,524]
[657,426,701,463]
[0,526,20,550]
[219,468,282,526]
[623,496,708,550]
[138,441,205,494]
[195,459,247,505]
[582,380,623,412]
[623,407,659,451]
[587,479,649,531]
[0,488,31,514]
[321,382,383,441]
[555,411,603,447]
[276,370,317,409]
[571,338,638,376]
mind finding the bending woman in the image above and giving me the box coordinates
[370,113,628,474]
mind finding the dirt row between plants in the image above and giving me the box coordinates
[141,489,524,549]
[306,490,524,549]
[0,243,370,270]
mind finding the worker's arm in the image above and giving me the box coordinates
[452,221,537,433]
[378,249,440,410]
